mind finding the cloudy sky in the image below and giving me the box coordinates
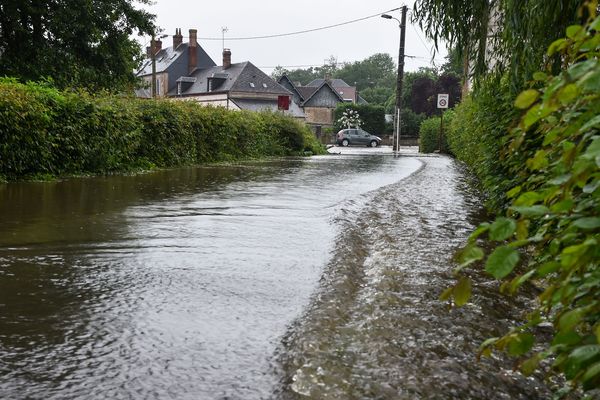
[140,0,447,75]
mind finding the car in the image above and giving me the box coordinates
[336,128,382,147]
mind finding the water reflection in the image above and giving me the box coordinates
[0,155,420,399]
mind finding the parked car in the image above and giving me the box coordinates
[336,128,382,147]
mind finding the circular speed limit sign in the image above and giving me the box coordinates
[437,94,449,109]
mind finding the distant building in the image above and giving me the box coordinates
[136,29,302,118]
[277,76,367,131]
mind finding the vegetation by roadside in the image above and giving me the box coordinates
[413,0,599,394]
[0,79,324,181]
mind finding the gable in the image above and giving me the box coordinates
[302,85,343,108]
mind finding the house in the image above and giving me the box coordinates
[136,29,216,98]
[136,29,302,118]
[277,76,367,131]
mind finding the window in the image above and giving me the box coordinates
[262,83,268,88]
[249,82,255,88]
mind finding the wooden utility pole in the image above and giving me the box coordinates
[395,6,407,153]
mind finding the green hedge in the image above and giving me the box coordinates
[0,79,323,180]
[333,103,385,135]
[418,111,453,153]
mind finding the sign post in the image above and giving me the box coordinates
[437,94,449,152]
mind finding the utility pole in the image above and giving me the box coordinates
[151,35,157,98]
[382,6,407,153]
[396,6,407,153]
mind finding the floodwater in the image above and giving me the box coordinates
[0,152,552,399]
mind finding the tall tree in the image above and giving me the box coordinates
[0,0,155,90]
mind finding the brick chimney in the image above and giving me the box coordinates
[223,48,231,69]
[153,39,162,54]
[188,29,198,73]
[173,28,183,49]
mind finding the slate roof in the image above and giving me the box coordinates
[136,43,215,76]
[306,78,351,88]
[170,61,292,97]
[296,86,318,100]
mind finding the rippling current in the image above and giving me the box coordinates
[1,154,424,399]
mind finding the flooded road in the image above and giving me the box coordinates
[0,154,423,399]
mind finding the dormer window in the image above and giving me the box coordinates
[249,83,255,88]
[262,83,268,88]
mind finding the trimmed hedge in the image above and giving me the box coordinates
[333,103,386,135]
[0,79,323,180]
[418,111,453,153]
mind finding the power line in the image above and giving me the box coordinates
[194,7,402,41]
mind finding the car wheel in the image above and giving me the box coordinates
[342,139,349,147]
[370,140,378,147]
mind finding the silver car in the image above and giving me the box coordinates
[336,128,381,147]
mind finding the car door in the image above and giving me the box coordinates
[348,129,359,144]
[358,129,370,144]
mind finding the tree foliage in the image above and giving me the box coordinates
[333,103,386,135]
[445,5,600,393]
[412,0,583,88]
[0,0,156,90]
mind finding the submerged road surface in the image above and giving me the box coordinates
[0,151,551,399]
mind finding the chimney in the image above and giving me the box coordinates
[188,29,198,73]
[223,48,231,69]
[153,40,162,54]
[173,28,183,49]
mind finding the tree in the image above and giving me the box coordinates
[0,0,155,90]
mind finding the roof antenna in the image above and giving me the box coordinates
[221,27,228,51]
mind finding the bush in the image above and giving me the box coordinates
[333,103,385,135]
[418,111,453,153]
[446,75,519,208]
[0,79,324,180]
[400,108,427,137]
[446,13,600,393]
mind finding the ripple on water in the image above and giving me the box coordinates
[276,156,555,400]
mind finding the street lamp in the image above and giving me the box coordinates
[382,7,407,153]
[151,33,168,98]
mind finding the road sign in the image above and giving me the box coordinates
[437,94,449,109]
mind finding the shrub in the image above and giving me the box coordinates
[0,80,324,180]
[419,111,453,153]
[446,12,600,393]
[333,103,385,135]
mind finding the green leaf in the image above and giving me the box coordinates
[515,89,540,109]
[521,353,544,376]
[573,217,600,230]
[581,115,600,132]
[566,25,584,39]
[580,70,600,93]
[582,361,600,391]
[552,331,582,346]
[548,38,567,56]
[485,246,520,279]
[527,150,548,171]
[453,277,471,306]
[532,72,547,82]
[583,137,600,161]
[508,333,535,356]
[439,286,453,301]
[506,185,522,199]
[468,223,490,242]
[489,217,517,241]
[514,191,542,206]
[550,199,574,213]
[556,84,579,105]
[567,345,600,369]
[457,244,485,267]
[558,308,586,332]
[510,205,550,217]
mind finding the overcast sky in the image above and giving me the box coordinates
[139,0,447,76]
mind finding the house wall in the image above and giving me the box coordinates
[176,93,238,110]
[303,87,341,108]
[304,107,334,125]
[142,72,169,97]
